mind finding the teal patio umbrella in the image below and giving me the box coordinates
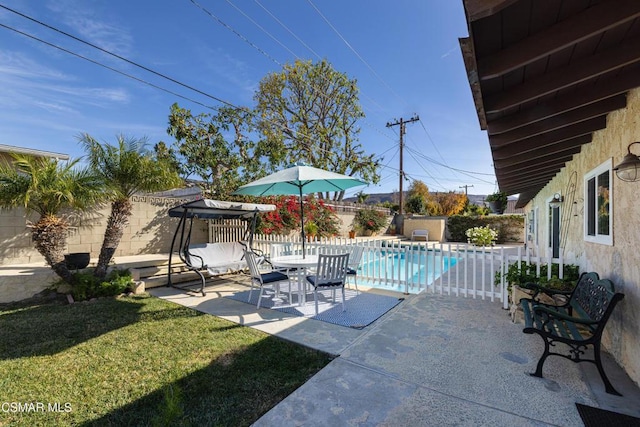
[233,162,367,257]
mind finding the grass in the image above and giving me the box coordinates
[0,294,333,426]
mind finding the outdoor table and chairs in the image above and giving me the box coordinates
[269,253,320,306]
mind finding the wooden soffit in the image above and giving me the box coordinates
[460,0,640,204]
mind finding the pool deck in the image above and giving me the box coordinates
[150,272,640,426]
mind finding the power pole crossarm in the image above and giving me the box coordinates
[459,184,474,195]
[386,114,419,215]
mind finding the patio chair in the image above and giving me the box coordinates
[346,246,365,293]
[306,253,350,315]
[244,250,292,309]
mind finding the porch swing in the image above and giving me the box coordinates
[167,199,275,296]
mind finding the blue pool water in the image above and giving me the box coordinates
[358,250,458,294]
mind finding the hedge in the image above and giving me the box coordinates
[447,215,524,243]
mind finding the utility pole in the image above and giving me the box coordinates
[459,184,474,195]
[386,114,419,214]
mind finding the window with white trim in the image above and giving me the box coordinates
[584,159,613,245]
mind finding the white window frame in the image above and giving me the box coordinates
[583,158,613,245]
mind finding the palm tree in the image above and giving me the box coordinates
[0,154,104,282]
[79,134,182,278]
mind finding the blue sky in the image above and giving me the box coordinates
[0,0,497,197]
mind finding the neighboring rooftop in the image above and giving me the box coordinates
[0,144,69,160]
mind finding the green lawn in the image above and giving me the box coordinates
[0,294,332,426]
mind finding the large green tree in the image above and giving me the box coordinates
[79,134,182,278]
[0,154,104,282]
[166,104,262,199]
[254,59,379,200]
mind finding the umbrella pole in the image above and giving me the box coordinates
[299,187,306,258]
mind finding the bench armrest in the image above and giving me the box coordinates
[532,304,598,325]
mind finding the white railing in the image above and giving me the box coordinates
[250,234,564,309]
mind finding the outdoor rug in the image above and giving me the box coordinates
[576,403,640,427]
[225,287,403,329]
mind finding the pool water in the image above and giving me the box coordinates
[358,250,458,294]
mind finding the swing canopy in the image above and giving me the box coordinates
[168,198,276,220]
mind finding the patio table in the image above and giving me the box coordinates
[270,254,319,306]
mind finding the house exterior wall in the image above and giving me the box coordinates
[523,87,640,385]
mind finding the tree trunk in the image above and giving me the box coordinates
[94,198,132,278]
[31,215,72,283]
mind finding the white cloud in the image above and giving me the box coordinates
[45,0,133,57]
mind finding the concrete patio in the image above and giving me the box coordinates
[150,276,640,426]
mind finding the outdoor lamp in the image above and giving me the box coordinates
[614,142,640,182]
[549,193,563,208]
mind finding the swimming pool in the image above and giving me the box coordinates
[357,249,458,294]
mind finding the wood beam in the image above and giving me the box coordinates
[490,116,605,151]
[487,96,626,141]
[460,37,488,129]
[463,0,518,21]
[498,162,569,179]
[496,154,573,177]
[499,176,560,194]
[494,153,576,173]
[498,173,560,190]
[492,134,591,161]
[484,37,640,113]
[477,0,640,79]
[486,65,640,134]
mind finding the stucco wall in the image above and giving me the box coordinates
[523,87,640,385]
[402,217,446,242]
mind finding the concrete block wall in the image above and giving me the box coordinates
[0,195,208,266]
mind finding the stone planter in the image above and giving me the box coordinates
[131,280,145,295]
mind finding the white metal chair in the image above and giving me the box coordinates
[346,246,365,293]
[305,253,350,315]
[244,250,291,308]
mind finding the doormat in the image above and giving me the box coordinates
[225,288,403,329]
[576,403,640,427]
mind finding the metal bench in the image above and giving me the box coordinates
[520,272,625,395]
[411,229,428,241]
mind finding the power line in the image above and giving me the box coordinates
[214,0,396,142]
[0,22,217,111]
[306,0,410,109]
[0,4,238,109]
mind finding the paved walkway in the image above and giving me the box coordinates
[150,276,640,426]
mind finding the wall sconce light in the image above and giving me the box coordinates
[549,193,563,208]
[614,142,640,182]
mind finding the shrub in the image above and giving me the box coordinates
[67,268,133,301]
[465,226,498,246]
[494,261,580,290]
[257,195,340,238]
[353,207,388,233]
[448,215,524,243]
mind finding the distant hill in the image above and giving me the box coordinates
[344,192,490,205]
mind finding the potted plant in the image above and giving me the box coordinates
[304,221,318,241]
[485,191,508,214]
[348,229,356,239]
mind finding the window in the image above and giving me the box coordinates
[584,159,613,245]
